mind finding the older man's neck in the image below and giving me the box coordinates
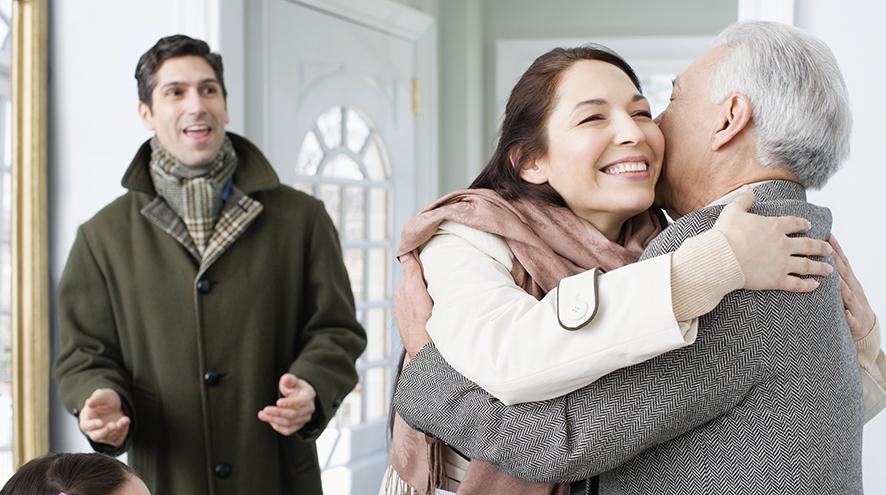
[673,159,798,217]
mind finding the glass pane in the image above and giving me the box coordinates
[366,309,387,362]
[345,108,371,154]
[292,182,313,195]
[3,100,10,167]
[343,187,365,240]
[364,137,389,181]
[365,367,387,422]
[338,382,362,428]
[642,73,676,119]
[1,172,9,234]
[0,25,7,57]
[322,154,363,180]
[368,189,389,241]
[0,314,8,383]
[315,184,340,230]
[0,313,9,465]
[367,248,388,301]
[296,131,323,176]
[317,107,343,149]
[344,248,364,302]
[0,0,9,21]
[0,244,7,313]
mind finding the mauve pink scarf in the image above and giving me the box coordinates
[390,189,663,495]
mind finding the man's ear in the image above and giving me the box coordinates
[138,101,155,131]
[513,148,548,185]
[711,93,752,151]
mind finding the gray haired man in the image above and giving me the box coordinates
[393,21,886,495]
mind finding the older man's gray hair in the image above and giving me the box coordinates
[710,21,851,189]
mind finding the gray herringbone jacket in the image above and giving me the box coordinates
[393,181,863,494]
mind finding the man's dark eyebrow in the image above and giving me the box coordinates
[159,78,220,90]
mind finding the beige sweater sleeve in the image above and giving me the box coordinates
[855,319,886,422]
[670,228,746,322]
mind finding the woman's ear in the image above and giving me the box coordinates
[711,93,752,151]
[513,148,549,184]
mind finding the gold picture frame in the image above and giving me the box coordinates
[11,0,49,467]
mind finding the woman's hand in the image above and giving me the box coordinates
[829,234,876,340]
[714,186,833,292]
[394,253,434,357]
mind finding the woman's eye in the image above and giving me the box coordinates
[579,114,604,125]
[166,89,180,97]
[633,111,653,119]
[203,87,218,95]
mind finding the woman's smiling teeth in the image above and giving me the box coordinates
[601,161,648,175]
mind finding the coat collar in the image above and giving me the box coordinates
[121,132,281,195]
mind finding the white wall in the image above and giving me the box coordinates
[47,0,231,452]
[794,2,886,492]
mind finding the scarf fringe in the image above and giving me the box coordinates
[381,465,423,495]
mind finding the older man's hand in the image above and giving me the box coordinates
[395,254,433,358]
[78,388,131,448]
[258,373,317,436]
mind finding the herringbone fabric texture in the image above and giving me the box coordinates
[393,181,863,495]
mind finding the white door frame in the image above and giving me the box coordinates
[242,0,438,208]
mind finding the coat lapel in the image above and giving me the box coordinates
[197,186,263,276]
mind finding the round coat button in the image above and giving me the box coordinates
[567,301,588,320]
[214,463,232,479]
[196,279,212,293]
[203,371,222,386]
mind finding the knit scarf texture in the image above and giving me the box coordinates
[389,188,664,495]
[149,135,237,257]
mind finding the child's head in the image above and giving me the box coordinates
[0,452,149,495]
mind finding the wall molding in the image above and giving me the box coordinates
[11,0,50,467]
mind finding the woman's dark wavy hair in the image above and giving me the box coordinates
[470,44,642,206]
[389,45,642,440]
[0,452,138,495]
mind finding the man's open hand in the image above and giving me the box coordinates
[258,373,317,436]
[78,388,130,448]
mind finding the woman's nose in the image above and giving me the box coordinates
[614,114,645,146]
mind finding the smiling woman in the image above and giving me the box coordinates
[516,60,663,241]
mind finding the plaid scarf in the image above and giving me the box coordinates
[149,136,238,257]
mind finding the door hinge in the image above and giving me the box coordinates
[412,78,420,115]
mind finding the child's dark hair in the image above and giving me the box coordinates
[0,452,138,495]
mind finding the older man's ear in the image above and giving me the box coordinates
[711,93,753,151]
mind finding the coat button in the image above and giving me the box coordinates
[214,463,232,479]
[567,301,588,320]
[332,398,341,409]
[203,371,222,386]
[196,279,212,293]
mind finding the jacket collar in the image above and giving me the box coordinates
[121,132,281,195]
[746,179,806,203]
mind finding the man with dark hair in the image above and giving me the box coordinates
[54,34,366,494]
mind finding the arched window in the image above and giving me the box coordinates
[295,106,397,438]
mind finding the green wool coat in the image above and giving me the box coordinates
[55,133,366,494]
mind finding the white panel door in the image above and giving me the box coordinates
[254,1,418,493]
